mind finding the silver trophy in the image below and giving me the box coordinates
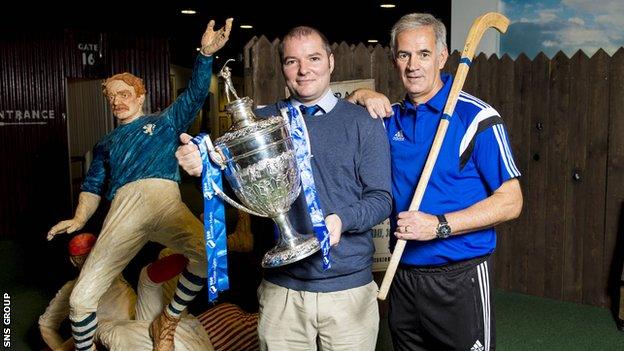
[204,60,320,268]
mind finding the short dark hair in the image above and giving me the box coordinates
[278,26,332,63]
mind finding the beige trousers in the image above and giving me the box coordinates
[257,280,379,351]
[70,179,206,320]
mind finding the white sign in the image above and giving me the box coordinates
[372,219,392,272]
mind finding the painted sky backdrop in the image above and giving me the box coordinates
[500,0,624,58]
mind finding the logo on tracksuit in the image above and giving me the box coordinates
[471,340,484,351]
[392,130,405,141]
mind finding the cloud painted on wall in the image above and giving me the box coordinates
[501,0,624,58]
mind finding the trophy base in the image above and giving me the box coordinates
[261,234,320,268]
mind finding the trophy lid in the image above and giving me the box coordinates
[216,60,286,146]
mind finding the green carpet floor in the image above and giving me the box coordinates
[495,290,624,350]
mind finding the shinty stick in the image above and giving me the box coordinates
[377,12,510,300]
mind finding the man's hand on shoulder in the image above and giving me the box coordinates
[347,89,393,119]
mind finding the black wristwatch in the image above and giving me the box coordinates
[436,214,452,239]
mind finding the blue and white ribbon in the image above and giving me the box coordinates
[284,102,332,270]
[191,134,229,302]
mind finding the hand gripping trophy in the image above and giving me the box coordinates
[202,60,320,268]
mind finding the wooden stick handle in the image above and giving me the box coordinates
[378,12,509,300]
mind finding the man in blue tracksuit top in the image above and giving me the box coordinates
[176,26,392,351]
[46,19,232,351]
[348,13,523,351]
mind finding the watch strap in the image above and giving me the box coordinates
[436,214,447,225]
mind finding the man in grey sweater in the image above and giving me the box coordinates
[176,26,391,350]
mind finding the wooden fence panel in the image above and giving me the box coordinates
[515,53,535,295]
[242,38,624,308]
[508,53,530,294]
[606,48,624,308]
[251,36,280,106]
[563,51,589,303]
[332,42,353,82]
[544,51,571,301]
[526,53,551,298]
[352,43,372,80]
[585,49,610,306]
[371,45,391,98]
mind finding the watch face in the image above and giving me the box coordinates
[437,224,451,238]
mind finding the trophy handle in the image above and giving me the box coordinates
[211,179,269,218]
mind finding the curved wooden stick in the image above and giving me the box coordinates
[378,12,510,300]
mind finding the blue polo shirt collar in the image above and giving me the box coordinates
[400,73,453,113]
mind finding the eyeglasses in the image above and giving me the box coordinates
[106,90,133,102]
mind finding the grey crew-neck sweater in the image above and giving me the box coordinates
[255,99,392,292]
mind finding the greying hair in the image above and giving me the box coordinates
[278,26,332,63]
[390,13,447,57]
